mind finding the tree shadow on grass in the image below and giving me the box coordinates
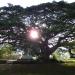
[7,62,75,75]
[0,60,75,75]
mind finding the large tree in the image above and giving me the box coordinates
[0,1,75,60]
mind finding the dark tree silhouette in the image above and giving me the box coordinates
[0,1,75,61]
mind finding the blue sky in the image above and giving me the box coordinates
[0,0,75,8]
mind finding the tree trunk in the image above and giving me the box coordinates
[40,37,61,62]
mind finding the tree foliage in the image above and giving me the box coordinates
[0,43,13,59]
[0,1,75,60]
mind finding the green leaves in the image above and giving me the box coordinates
[0,43,14,59]
[0,1,75,60]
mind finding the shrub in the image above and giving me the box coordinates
[0,43,14,59]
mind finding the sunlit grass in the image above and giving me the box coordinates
[61,58,75,67]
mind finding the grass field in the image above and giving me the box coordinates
[0,58,75,75]
[0,62,75,75]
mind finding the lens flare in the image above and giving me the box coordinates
[29,29,39,40]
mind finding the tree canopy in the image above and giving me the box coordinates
[0,1,75,60]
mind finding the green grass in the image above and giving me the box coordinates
[0,58,75,75]
[61,58,75,66]
[0,62,75,75]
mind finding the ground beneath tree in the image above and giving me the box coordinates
[0,62,75,75]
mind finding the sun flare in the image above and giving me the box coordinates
[29,29,39,40]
